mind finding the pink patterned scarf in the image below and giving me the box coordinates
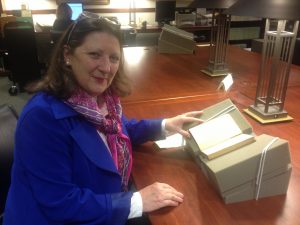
[65,88,132,191]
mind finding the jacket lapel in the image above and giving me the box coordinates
[51,97,119,175]
[69,121,119,175]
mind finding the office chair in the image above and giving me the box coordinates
[3,21,42,95]
[0,104,18,223]
[50,29,64,46]
[0,17,16,79]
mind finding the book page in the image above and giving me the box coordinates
[155,133,185,149]
[189,114,241,150]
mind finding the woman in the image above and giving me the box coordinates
[52,3,73,31]
[51,3,73,45]
[3,12,202,225]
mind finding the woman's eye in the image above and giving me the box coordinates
[110,55,120,63]
[87,51,119,63]
[89,52,101,58]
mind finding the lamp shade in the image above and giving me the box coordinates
[225,0,300,20]
[189,0,238,9]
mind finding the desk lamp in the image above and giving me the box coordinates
[189,0,238,76]
[225,0,300,123]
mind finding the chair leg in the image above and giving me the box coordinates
[7,71,18,96]
[8,84,18,96]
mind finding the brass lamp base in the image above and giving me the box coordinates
[201,68,229,77]
[244,105,293,124]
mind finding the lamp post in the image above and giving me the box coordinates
[189,0,238,76]
[129,0,136,27]
[225,0,300,123]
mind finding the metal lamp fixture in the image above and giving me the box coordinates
[225,0,300,123]
[189,0,238,76]
[129,0,136,27]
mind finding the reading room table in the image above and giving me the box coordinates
[121,46,300,225]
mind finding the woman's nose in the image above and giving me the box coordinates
[98,56,111,73]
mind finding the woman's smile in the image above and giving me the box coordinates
[91,75,108,83]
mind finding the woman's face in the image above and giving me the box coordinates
[64,31,121,97]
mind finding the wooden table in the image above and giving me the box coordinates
[122,46,300,225]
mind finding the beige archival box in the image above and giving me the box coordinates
[198,134,291,204]
[185,99,292,203]
[158,24,196,54]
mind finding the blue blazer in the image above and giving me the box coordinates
[4,92,163,225]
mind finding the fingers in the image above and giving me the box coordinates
[162,184,184,200]
[183,111,203,123]
[159,185,184,206]
[182,116,203,124]
[176,113,203,138]
[139,182,184,213]
[183,110,203,117]
[164,111,204,136]
[177,129,190,138]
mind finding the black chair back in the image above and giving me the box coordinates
[3,21,41,90]
[0,104,18,221]
[50,29,64,45]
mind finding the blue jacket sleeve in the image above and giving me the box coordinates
[122,115,165,145]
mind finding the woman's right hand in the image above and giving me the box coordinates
[138,182,184,212]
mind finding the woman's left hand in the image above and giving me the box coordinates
[164,111,203,138]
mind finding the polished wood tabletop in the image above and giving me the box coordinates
[122,46,300,225]
[123,46,300,102]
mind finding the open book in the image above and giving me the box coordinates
[187,113,255,160]
[154,99,254,158]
